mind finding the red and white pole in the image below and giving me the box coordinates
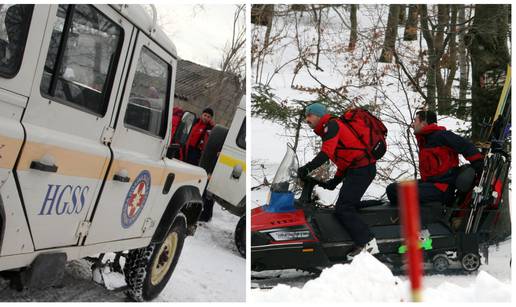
[398,180,423,302]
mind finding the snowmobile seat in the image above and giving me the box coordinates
[358,199,444,225]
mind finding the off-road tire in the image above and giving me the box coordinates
[199,125,228,173]
[235,215,246,258]
[124,216,186,301]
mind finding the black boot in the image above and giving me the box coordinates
[347,238,379,261]
[346,245,364,261]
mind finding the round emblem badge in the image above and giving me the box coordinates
[121,170,151,229]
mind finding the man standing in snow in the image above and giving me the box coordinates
[185,107,215,166]
[386,110,483,207]
[297,102,379,260]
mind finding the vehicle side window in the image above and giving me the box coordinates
[237,118,246,149]
[40,4,123,116]
[0,4,33,78]
[124,47,171,138]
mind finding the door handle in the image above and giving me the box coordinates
[113,174,130,182]
[113,169,130,182]
[231,164,243,179]
[30,161,58,173]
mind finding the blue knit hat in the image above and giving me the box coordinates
[305,102,327,117]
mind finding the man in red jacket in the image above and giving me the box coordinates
[170,106,185,143]
[186,107,215,165]
[386,110,483,207]
[297,102,379,260]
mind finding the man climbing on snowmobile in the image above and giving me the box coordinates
[386,110,484,208]
[297,102,379,260]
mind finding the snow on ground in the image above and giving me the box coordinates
[251,239,511,302]
[158,204,245,302]
[0,205,244,302]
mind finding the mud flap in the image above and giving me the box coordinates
[17,253,67,290]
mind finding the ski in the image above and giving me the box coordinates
[465,65,511,235]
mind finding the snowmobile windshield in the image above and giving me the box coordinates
[265,146,298,212]
[271,145,298,193]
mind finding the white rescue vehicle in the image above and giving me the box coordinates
[198,97,246,257]
[0,4,212,301]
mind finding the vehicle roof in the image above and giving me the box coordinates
[110,4,177,58]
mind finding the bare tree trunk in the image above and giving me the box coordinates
[251,5,274,49]
[467,4,510,141]
[436,5,457,115]
[379,4,401,63]
[263,5,274,49]
[252,4,274,83]
[293,109,304,152]
[419,5,436,110]
[434,5,449,53]
[398,5,406,25]
[348,4,358,51]
[443,5,458,113]
[457,4,469,119]
[311,5,323,70]
[404,5,418,41]
[434,5,449,112]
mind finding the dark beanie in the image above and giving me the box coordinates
[203,107,214,117]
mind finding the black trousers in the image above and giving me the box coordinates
[386,180,448,206]
[199,193,215,222]
[335,164,376,246]
[186,147,202,165]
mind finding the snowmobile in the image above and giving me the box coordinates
[251,145,509,274]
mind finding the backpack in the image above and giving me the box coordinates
[338,108,388,160]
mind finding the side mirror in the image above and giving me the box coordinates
[166,143,181,159]
[173,111,197,146]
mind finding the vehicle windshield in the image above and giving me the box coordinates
[265,145,298,212]
[270,145,298,193]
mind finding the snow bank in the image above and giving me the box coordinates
[424,271,511,302]
[252,251,511,302]
[252,253,405,302]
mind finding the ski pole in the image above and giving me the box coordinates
[398,180,423,302]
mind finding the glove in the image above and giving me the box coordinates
[297,165,310,179]
[470,160,484,176]
[319,176,343,190]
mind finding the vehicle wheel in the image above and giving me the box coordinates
[199,125,228,173]
[124,216,186,301]
[432,254,450,273]
[461,252,481,272]
[235,216,246,258]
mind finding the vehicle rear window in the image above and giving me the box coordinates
[124,47,171,138]
[0,4,33,78]
[40,4,123,116]
[237,118,246,149]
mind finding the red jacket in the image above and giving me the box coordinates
[416,124,483,191]
[314,114,375,176]
[187,119,213,151]
[170,106,184,143]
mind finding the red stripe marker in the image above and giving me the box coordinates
[398,180,423,302]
